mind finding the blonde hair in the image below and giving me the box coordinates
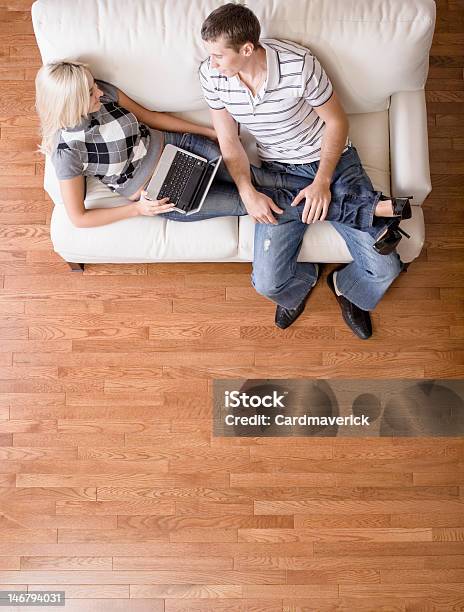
[35,60,92,155]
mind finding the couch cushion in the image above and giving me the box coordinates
[46,164,239,262]
[49,176,238,262]
[50,205,239,262]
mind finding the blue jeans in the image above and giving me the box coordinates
[253,147,402,311]
[162,133,388,238]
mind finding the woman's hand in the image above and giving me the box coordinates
[135,191,176,216]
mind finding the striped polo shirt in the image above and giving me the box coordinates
[199,38,348,164]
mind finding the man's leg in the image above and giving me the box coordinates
[266,148,403,336]
[328,222,403,312]
[249,162,387,329]
[326,148,403,336]
[327,147,403,316]
[325,223,402,339]
[251,188,319,326]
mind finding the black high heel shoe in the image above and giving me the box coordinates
[379,195,413,220]
[373,222,411,256]
[392,196,413,220]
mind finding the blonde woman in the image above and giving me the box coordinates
[35,60,250,227]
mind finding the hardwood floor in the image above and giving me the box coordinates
[0,1,463,611]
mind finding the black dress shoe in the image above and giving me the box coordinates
[275,264,319,329]
[327,269,372,339]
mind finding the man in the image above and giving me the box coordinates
[199,3,403,339]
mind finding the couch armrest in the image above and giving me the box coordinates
[389,90,432,206]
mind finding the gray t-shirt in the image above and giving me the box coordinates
[51,80,163,196]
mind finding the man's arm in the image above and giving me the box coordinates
[292,91,349,224]
[313,92,349,185]
[210,107,283,224]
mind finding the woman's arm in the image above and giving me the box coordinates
[117,90,216,140]
[59,175,174,228]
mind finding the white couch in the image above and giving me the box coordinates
[32,0,435,266]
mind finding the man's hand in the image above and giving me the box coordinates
[241,188,283,224]
[291,179,331,224]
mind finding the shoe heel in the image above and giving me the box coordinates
[372,218,412,255]
[397,226,410,239]
[373,231,401,255]
[402,200,412,220]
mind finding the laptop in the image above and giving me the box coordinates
[145,144,222,215]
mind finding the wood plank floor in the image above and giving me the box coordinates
[0,1,463,611]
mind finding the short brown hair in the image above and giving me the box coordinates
[201,3,261,52]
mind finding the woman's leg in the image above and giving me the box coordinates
[161,133,393,236]
[252,165,391,241]
[162,179,247,222]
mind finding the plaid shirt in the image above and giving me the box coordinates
[52,80,161,196]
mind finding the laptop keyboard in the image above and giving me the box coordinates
[157,151,205,205]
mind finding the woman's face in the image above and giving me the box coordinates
[86,71,104,113]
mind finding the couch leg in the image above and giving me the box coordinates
[68,262,85,272]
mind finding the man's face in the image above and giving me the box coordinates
[204,36,247,77]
